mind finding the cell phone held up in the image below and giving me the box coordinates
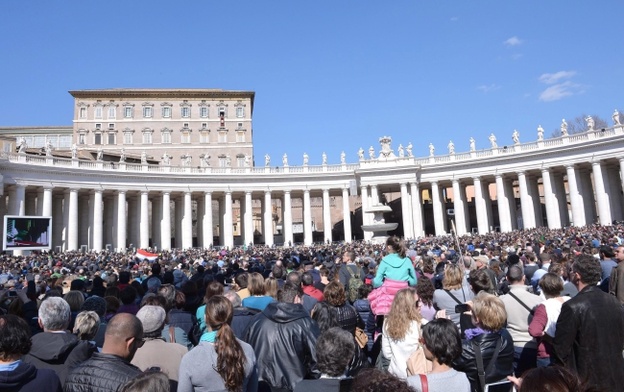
[455,303,470,314]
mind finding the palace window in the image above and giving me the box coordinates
[124,106,133,118]
[162,106,171,118]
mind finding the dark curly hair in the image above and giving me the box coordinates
[351,368,415,392]
[415,276,435,307]
[468,269,495,295]
[316,327,354,377]
[572,254,602,286]
[0,315,32,360]
[323,281,346,306]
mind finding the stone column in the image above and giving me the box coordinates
[161,192,171,250]
[92,190,103,251]
[283,191,293,246]
[80,194,90,249]
[202,192,212,248]
[222,191,233,248]
[263,190,273,246]
[140,191,150,249]
[578,169,596,225]
[517,172,536,229]
[322,188,332,243]
[104,196,114,250]
[42,187,53,217]
[243,191,253,246]
[182,191,193,249]
[117,191,127,252]
[361,186,372,241]
[473,177,488,234]
[62,191,70,251]
[67,189,79,251]
[410,182,423,238]
[495,174,512,232]
[303,189,312,245]
[592,161,612,225]
[9,184,25,216]
[541,168,562,229]
[431,181,445,235]
[127,196,139,249]
[552,172,570,227]
[452,179,467,236]
[342,187,352,242]
[400,183,413,238]
[36,189,44,215]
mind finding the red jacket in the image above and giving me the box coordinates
[303,285,324,302]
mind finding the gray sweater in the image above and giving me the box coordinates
[178,340,258,392]
[407,369,471,392]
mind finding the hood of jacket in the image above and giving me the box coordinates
[383,253,409,268]
[261,301,309,323]
[0,361,37,388]
[28,332,79,362]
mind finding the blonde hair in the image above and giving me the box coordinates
[264,276,278,299]
[442,264,464,290]
[472,291,506,331]
[73,311,100,341]
[385,287,421,340]
[247,272,266,296]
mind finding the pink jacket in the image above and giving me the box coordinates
[368,278,409,316]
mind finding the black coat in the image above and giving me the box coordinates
[0,361,62,392]
[243,302,320,391]
[452,329,514,392]
[64,352,142,392]
[553,285,624,391]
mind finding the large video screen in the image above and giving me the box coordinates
[3,215,52,251]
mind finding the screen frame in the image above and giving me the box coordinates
[3,215,53,251]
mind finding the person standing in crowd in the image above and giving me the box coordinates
[554,254,624,391]
[0,314,62,392]
[372,236,417,289]
[528,273,569,367]
[499,265,541,376]
[244,282,320,391]
[178,295,257,392]
[381,287,425,379]
[452,292,514,392]
[369,236,417,318]
[432,264,474,328]
[24,297,92,385]
[65,313,144,392]
[294,327,354,392]
[338,250,365,297]
[407,318,470,392]
[242,272,274,311]
[609,245,624,303]
[323,281,362,334]
[132,305,188,389]
[196,281,224,333]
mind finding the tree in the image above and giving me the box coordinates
[551,114,609,137]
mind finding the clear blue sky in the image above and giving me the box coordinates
[2,1,623,165]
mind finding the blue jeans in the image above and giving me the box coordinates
[536,357,551,368]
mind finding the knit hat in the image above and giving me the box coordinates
[81,296,107,317]
[136,305,166,334]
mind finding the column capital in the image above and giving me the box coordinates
[592,160,601,167]
[202,191,210,196]
[516,170,526,177]
[118,190,127,195]
[451,179,460,185]
[495,173,504,180]
[541,167,550,174]
[472,176,481,182]
[284,189,291,194]
[430,180,438,186]
[92,188,103,195]
[565,164,576,171]
[141,190,149,196]
[245,190,252,195]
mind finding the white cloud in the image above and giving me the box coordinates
[538,71,576,85]
[504,36,522,46]
[477,84,501,93]
[538,81,580,102]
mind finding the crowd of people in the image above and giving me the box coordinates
[1,223,624,391]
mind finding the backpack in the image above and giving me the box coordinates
[347,265,363,303]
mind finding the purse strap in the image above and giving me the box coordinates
[444,289,464,305]
[507,290,535,315]
[419,374,429,392]
[472,336,503,392]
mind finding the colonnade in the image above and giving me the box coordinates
[2,184,356,252]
